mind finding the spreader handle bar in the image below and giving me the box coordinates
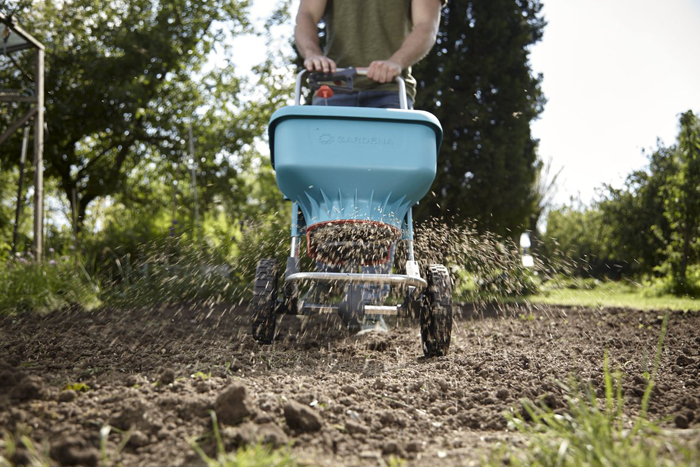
[295,68,408,110]
[285,271,427,289]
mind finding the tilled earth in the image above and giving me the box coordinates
[1,303,699,466]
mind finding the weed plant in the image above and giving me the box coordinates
[487,313,699,466]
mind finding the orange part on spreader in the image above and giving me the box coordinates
[316,85,334,99]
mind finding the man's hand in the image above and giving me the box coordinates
[296,0,336,73]
[366,60,402,83]
[303,54,337,73]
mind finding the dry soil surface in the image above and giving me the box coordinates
[1,303,699,466]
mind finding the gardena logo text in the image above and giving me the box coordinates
[318,133,393,146]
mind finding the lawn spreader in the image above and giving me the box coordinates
[253,67,452,357]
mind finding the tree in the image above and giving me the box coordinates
[663,110,700,287]
[0,0,255,231]
[597,144,674,276]
[413,0,546,237]
[540,202,617,278]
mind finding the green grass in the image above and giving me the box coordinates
[524,278,700,311]
[0,257,101,315]
[191,413,298,467]
[1,429,52,467]
[484,313,700,467]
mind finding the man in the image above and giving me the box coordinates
[295,0,444,108]
[294,0,444,330]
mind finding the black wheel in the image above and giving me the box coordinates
[420,264,452,357]
[252,259,278,344]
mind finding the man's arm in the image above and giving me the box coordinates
[295,0,336,73]
[367,0,442,83]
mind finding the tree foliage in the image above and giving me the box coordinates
[662,110,700,286]
[413,0,546,236]
[540,202,616,278]
[541,110,700,293]
[1,0,257,230]
[597,145,674,276]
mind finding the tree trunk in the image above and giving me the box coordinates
[680,218,690,283]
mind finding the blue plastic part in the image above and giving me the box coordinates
[268,106,442,231]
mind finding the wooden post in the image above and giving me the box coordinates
[32,47,44,261]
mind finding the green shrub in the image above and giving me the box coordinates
[99,237,242,308]
[643,266,700,298]
[0,254,100,315]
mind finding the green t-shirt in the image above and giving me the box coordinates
[323,0,417,100]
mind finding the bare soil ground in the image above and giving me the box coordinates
[1,303,699,466]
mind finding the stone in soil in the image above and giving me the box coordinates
[283,401,322,433]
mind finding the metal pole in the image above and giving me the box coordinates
[188,123,199,241]
[11,125,30,255]
[32,47,44,261]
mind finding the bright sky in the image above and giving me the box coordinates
[529,0,700,206]
[235,0,700,207]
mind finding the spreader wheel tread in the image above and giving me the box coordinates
[252,259,278,344]
[420,264,452,357]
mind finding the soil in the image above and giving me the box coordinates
[1,303,699,466]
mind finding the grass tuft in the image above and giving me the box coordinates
[0,429,52,467]
[486,313,699,466]
[191,412,298,467]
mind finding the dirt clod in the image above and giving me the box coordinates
[129,430,151,448]
[381,440,404,457]
[214,383,251,426]
[345,419,369,435]
[49,436,99,467]
[675,414,690,429]
[496,388,510,400]
[406,440,424,453]
[676,354,694,366]
[256,423,289,448]
[158,368,176,385]
[58,389,78,402]
[10,375,47,401]
[284,401,322,433]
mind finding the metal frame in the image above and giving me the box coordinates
[1,13,45,260]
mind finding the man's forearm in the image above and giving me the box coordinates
[389,22,439,69]
[295,12,324,59]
